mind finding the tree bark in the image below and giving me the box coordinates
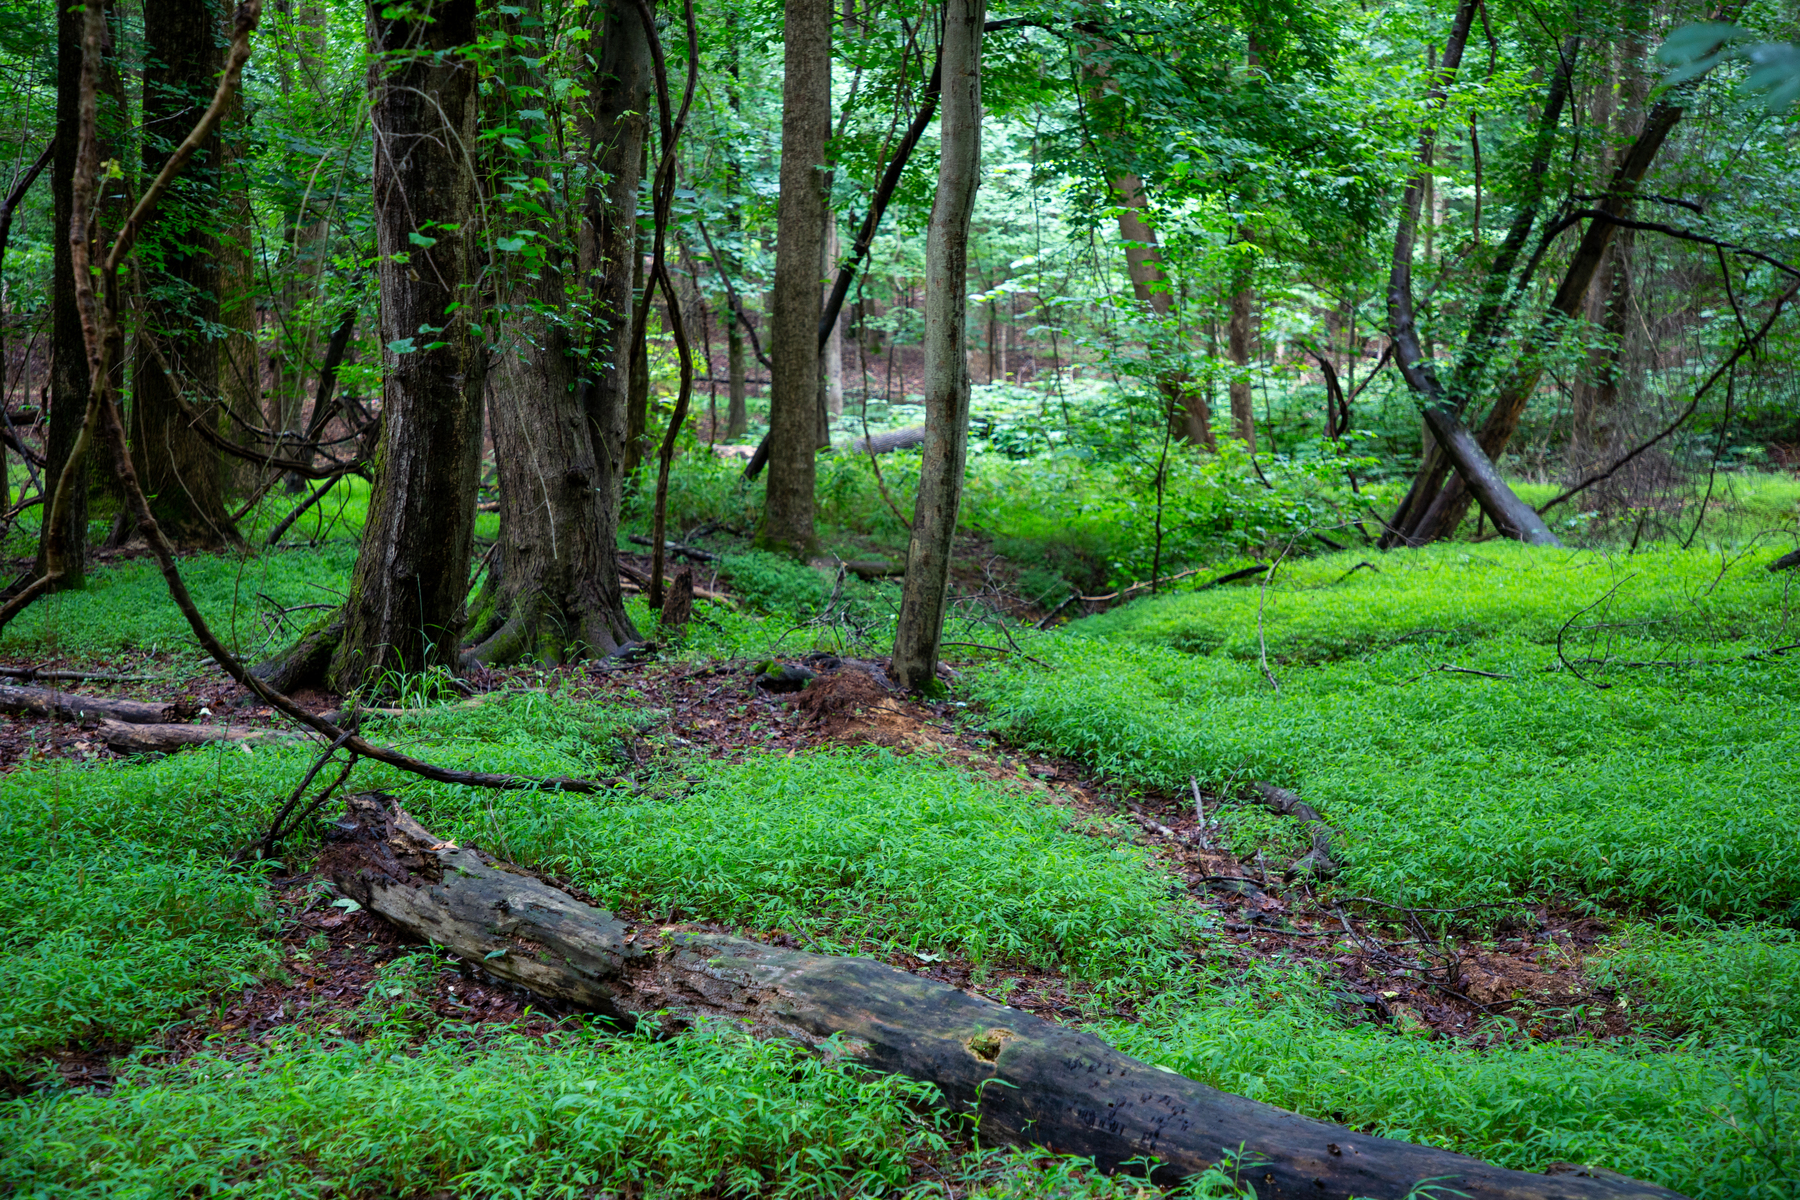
[131,0,236,549]
[891,0,984,692]
[760,0,832,555]
[321,793,1685,1200]
[822,210,845,418]
[1381,37,1578,547]
[327,0,484,693]
[726,312,749,437]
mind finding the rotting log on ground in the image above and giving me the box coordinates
[321,792,1686,1200]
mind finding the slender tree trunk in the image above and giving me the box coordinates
[1382,0,1558,546]
[892,0,984,692]
[1114,174,1210,447]
[624,189,650,480]
[823,210,844,418]
[217,20,260,497]
[726,312,748,437]
[760,0,832,554]
[579,0,652,598]
[1226,241,1256,452]
[130,0,236,548]
[327,0,484,693]
[1409,94,1683,542]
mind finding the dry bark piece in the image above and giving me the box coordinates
[660,567,695,633]
[321,793,1685,1200]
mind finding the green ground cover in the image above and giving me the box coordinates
[3,540,1798,1199]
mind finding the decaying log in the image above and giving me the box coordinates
[97,719,300,753]
[845,424,926,456]
[321,793,1683,1200]
[1248,782,1339,881]
[0,683,168,724]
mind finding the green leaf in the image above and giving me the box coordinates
[387,337,417,355]
[484,948,507,960]
[495,236,528,253]
[407,230,438,248]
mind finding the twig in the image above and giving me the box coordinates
[1555,575,1634,690]
[251,732,354,861]
[934,642,1054,669]
[1332,561,1380,585]
[1256,542,1295,694]
[1390,663,1513,686]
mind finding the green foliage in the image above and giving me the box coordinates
[720,550,833,617]
[0,853,276,1075]
[403,749,1199,994]
[1102,982,1798,1200]
[971,546,1800,919]
[0,1026,948,1199]
[1593,924,1800,1056]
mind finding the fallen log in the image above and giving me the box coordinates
[0,683,168,724]
[844,424,926,456]
[97,718,301,753]
[1248,782,1339,881]
[321,793,1683,1200]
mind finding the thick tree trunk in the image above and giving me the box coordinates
[322,793,1685,1200]
[327,0,484,693]
[40,0,95,590]
[131,0,235,548]
[465,278,639,665]
[760,0,831,555]
[891,0,984,692]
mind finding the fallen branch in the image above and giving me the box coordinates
[97,719,301,753]
[1247,782,1338,881]
[321,793,1681,1200]
[628,534,720,563]
[1390,664,1513,686]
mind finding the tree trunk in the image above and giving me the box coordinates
[822,210,844,418]
[217,16,260,498]
[1382,0,1558,547]
[327,0,484,693]
[760,0,832,555]
[624,209,650,481]
[1112,174,1210,448]
[1226,241,1256,452]
[466,274,639,665]
[130,0,236,549]
[40,0,99,590]
[580,0,653,573]
[1381,37,1578,547]
[891,0,984,692]
[726,312,749,437]
[1408,95,1682,542]
[322,793,1685,1200]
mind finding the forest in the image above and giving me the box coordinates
[0,0,1797,1193]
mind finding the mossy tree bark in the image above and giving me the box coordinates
[130,0,237,549]
[327,0,484,694]
[891,0,984,692]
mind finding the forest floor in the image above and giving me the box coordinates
[0,532,1796,1200]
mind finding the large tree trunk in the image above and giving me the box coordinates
[130,0,236,548]
[760,0,832,555]
[327,0,484,693]
[891,0,984,692]
[466,275,639,665]
[40,0,99,590]
[323,793,1684,1200]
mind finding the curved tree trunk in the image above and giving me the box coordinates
[327,0,484,694]
[130,0,236,549]
[891,0,984,692]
